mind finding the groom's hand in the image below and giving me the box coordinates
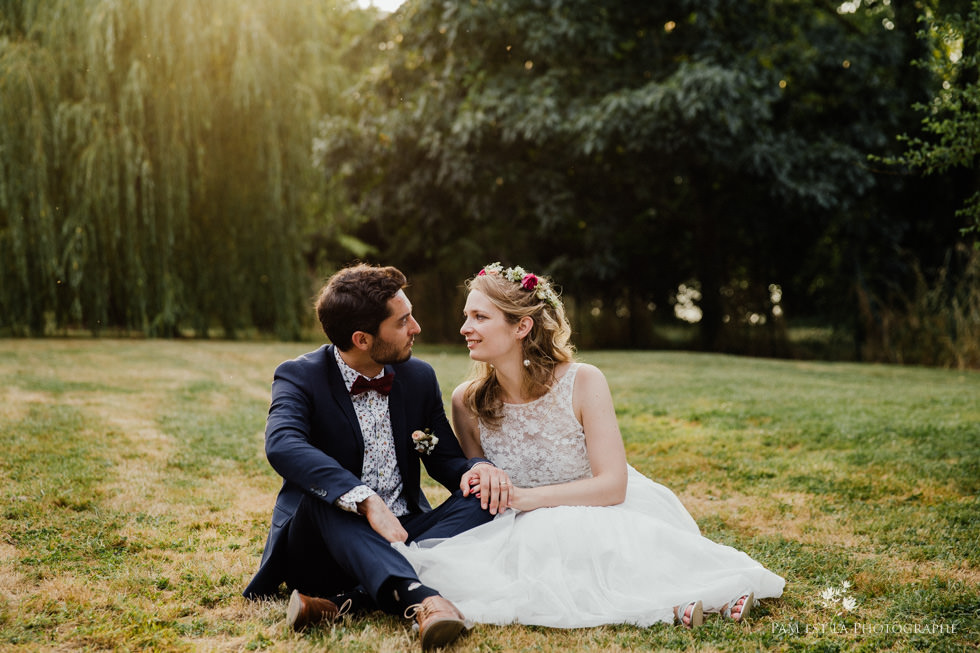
[358,494,408,543]
[461,464,512,515]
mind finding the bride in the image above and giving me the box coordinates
[395,263,785,628]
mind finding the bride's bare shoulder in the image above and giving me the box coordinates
[452,380,474,402]
[573,362,608,384]
[451,380,482,447]
[571,363,614,405]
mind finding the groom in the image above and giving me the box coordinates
[243,263,510,650]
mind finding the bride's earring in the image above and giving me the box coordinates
[523,359,530,367]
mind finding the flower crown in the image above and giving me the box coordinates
[478,262,561,309]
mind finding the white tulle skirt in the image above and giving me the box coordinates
[394,466,785,628]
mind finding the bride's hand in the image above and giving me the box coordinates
[467,474,532,513]
[461,464,513,515]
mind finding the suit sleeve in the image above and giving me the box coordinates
[264,360,363,504]
[416,366,491,489]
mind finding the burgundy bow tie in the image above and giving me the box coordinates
[350,372,395,396]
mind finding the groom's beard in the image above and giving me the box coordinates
[370,336,414,365]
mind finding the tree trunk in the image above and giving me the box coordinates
[693,186,724,351]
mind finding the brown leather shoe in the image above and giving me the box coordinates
[286,589,344,631]
[404,595,465,650]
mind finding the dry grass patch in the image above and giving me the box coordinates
[0,388,50,422]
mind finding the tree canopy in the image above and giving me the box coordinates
[0,0,368,337]
[321,0,960,349]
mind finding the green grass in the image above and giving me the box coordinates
[0,340,977,651]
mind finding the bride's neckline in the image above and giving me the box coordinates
[500,362,577,406]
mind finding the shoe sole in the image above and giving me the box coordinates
[420,617,465,650]
[736,593,754,623]
[286,590,304,630]
[689,600,704,628]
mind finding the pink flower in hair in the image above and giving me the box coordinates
[479,262,503,276]
[521,273,539,291]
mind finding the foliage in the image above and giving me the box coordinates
[856,243,980,367]
[319,0,942,349]
[0,0,367,338]
[0,341,978,650]
[889,0,980,237]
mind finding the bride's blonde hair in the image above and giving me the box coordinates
[462,264,575,425]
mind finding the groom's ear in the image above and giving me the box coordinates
[350,330,373,352]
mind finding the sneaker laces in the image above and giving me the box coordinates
[404,598,471,633]
[403,601,429,622]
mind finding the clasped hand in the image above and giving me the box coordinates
[460,464,514,515]
[358,465,516,544]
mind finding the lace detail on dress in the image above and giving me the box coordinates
[479,363,593,488]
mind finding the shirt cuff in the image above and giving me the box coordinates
[336,485,376,513]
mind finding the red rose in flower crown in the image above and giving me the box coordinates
[476,262,561,309]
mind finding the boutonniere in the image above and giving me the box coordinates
[411,428,439,455]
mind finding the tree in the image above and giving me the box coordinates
[0,0,367,337]
[320,0,933,350]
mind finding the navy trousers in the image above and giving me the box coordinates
[284,489,492,614]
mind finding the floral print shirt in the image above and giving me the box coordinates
[334,348,408,517]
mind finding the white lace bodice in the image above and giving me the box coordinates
[479,363,593,488]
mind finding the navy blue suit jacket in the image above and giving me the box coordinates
[243,344,481,599]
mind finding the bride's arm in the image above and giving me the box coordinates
[453,383,514,514]
[508,363,628,512]
[451,382,485,458]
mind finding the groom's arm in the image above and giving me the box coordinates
[265,360,365,502]
[413,364,480,486]
[409,363,512,512]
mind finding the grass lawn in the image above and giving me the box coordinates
[0,339,977,652]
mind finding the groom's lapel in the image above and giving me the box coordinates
[387,364,411,473]
[324,345,365,459]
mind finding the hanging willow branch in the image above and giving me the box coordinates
[0,0,359,337]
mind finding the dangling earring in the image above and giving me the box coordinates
[523,359,530,367]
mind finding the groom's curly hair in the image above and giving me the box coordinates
[463,267,575,426]
[315,264,407,350]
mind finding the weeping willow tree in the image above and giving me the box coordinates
[0,0,364,337]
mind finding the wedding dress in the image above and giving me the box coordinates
[394,363,785,627]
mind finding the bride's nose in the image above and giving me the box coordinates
[460,319,472,335]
